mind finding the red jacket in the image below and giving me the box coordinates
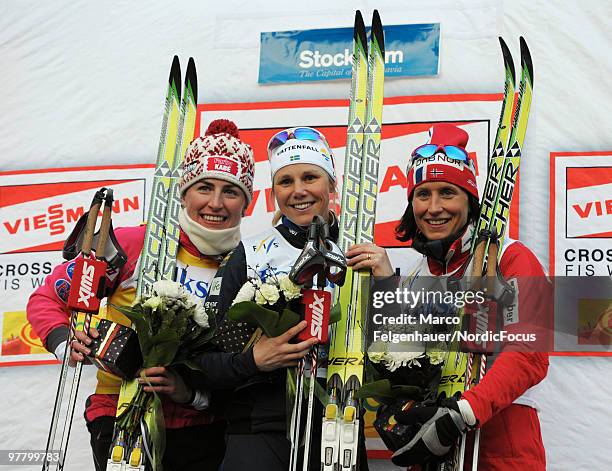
[405,227,550,470]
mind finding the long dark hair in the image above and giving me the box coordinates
[395,193,481,242]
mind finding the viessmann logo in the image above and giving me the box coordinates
[566,166,612,238]
[2,197,140,238]
[0,179,146,253]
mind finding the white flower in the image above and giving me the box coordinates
[427,350,445,365]
[192,303,209,328]
[259,282,280,305]
[142,296,163,310]
[153,280,183,299]
[426,347,446,365]
[278,275,302,300]
[384,350,425,372]
[233,280,257,305]
[255,289,267,305]
[367,341,388,364]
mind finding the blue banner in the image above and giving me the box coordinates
[259,23,440,84]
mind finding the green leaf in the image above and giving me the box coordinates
[144,330,180,367]
[227,301,279,337]
[227,301,303,338]
[147,394,165,471]
[276,309,301,336]
[113,304,153,354]
[356,379,394,399]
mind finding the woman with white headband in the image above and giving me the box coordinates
[180,127,370,470]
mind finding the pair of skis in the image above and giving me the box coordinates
[320,10,385,471]
[431,37,534,471]
[107,55,198,471]
[43,188,115,471]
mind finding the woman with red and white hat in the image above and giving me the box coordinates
[28,119,255,471]
[179,126,370,471]
[349,123,549,470]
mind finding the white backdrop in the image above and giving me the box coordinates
[1,1,610,469]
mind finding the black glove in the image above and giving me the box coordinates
[391,397,473,467]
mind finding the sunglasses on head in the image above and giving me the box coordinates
[411,144,469,162]
[268,127,327,154]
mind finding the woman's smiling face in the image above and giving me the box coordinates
[412,181,469,240]
[273,164,333,226]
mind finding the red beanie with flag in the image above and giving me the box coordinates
[406,123,478,200]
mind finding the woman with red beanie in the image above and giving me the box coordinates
[348,123,549,470]
[27,119,255,471]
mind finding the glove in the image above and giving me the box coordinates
[391,397,477,466]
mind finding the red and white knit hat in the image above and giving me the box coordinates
[180,119,255,202]
[406,123,479,200]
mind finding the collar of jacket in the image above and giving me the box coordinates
[277,213,340,249]
[413,224,474,275]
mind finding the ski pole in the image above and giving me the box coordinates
[42,188,113,470]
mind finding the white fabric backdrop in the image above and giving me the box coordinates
[1,1,610,469]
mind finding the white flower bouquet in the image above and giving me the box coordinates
[359,340,447,404]
[112,279,215,469]
[227,273,305,337]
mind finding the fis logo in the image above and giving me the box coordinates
[254,236,279,254]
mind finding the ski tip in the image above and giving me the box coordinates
[354,10,367,51]
[519,37,534,85]
[186,57,198,104]
[498,37,516,85]
[371,9,385,54]
[354,10,364,27]
[170,55,182,97]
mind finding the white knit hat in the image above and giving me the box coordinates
[180,119,255,202]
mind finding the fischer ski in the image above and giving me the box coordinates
[42,188,115,471]
[432,37,534,471]
[108,56,198,471]
[321,10,385,471]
